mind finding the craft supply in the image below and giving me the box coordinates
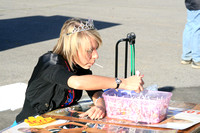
[24,116,56,126]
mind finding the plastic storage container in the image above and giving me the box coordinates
[102,89,172,124]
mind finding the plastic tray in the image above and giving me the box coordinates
[102,89,172,123]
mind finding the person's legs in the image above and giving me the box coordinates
[191,27,200,68]
[182,10,194,63]
[191,10,200,63]
[182,9,200,68]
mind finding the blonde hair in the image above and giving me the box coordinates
[53,18,102,70]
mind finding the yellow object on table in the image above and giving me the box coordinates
[24,116,55,126]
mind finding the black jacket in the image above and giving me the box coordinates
[16,51,101,123]
[185,0,200,10]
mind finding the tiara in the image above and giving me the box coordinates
[66,19,95,35]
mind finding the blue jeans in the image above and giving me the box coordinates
[182,9,200,63]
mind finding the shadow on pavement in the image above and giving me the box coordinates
[0,15,120,51]
[158,86,175,92]
[159,86,200,104]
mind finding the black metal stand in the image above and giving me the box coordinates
[115,32,136,78]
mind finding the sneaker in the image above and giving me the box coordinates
[181,60,192,65]
[191,61,200,69]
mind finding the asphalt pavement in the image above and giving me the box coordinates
[0,0,200,130]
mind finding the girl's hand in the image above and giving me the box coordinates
[79,105,106,120]
[122,74,144,93]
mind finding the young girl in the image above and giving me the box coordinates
[15,18,144,124]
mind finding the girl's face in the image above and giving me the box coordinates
[74,37,99,69]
